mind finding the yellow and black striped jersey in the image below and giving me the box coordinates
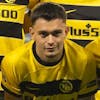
[0,0,29,91]
[0,0,29,58]
[1,39,97,100]
[39,0,100,47]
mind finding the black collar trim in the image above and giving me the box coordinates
[32,43,64,66]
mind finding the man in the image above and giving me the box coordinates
[85,37,100,100]
[1,2,97,100]
[27,1,100,100]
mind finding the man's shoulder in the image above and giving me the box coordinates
[64,39,85,55]
[2,40,34,65]
[64,39,88,72]
[86,37,100,47]
[1,41,34,79]
[64,39,96,73]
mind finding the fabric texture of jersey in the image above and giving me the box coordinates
[1,39,97,100]
[40,0,100,46]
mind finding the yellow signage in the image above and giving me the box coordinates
[67,19,100,40]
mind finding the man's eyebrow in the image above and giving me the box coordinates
[38,29,62,34]
[51,29,62,34]
[38,30,48,34]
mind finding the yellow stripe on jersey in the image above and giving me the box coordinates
[0,71,3,91]
[0,3,27,24]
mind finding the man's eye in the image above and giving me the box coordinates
[39,32,48,37]
[52,31,62,37]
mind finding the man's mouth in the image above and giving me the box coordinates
[46,48,55,51]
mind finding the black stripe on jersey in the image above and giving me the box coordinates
[1,83,22,97]
[0,91,4,99]
[78,89,97,98]
[0,0,29,5]
[70,39,92,47]
[87,80,97,88]
[0,21,22,39]
[96,68,100,89]
[19,79,81,96]
[0,56,4,71]
[15,0,29,5]
[97,67,100,78]
[61,4,100,20]
[0,56,4,63]
[78,80,97,98]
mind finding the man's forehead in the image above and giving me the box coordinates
[34,18,65,25]
[32,19,66,33]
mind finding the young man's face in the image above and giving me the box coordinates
[30,18,68,62]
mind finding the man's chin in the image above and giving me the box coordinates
[45,51,58,58]
[46,54,55,58]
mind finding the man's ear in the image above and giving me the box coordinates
[29,27,33,34]
[65,26,69,35]
[29,27,34,40]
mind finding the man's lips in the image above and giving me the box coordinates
[46,47,55,51]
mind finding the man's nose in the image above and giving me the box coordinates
[47,35,54,45]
